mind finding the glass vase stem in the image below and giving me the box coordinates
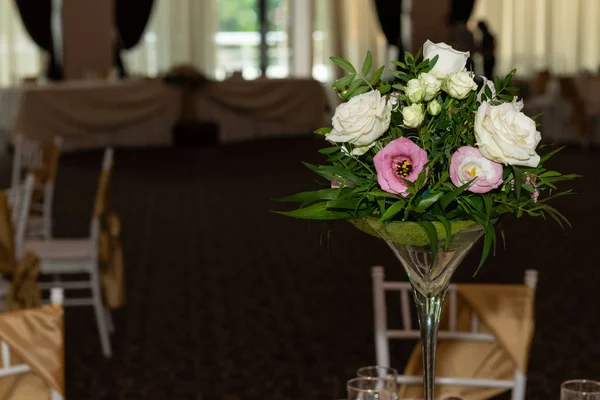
[413,288,446,400]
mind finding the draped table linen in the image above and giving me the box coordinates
[12,79,181,152]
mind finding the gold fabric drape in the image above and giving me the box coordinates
[0,192,41,311]
[94,163,125,309]
[0,304,64,399]
[27,140,61,211]
[399,284,535,400]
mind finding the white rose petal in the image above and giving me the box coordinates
[402,103,425,128]
[326,91,392,146]
[427,99,442,116]
[418,72,441,101]
[444,71,477,100]
[351,141,377,156]
[405,79,425,103]
[423,40,470,79]
[474,100,542,167]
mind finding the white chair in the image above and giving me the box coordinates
[6,174,36,261]
[24,148,114,358]
[11,134,62,239]
[0,287,64,400]
[372,267,539,400]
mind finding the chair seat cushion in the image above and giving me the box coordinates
[24,239,95,260]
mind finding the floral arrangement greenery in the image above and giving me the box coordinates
[277,41,579,269]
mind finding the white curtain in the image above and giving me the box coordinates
[0,1,43,87]
[123,0,217,78]
[322,0,389,81]
[470,0,600,76]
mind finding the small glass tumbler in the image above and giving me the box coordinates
[561,380,600,400]
[347,377,398,400]
[357,366,398,395]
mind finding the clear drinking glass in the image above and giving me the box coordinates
[561,380,600,400]
[356,366,398,395]
[347,377,398,400]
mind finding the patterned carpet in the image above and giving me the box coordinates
[0,137,598,400]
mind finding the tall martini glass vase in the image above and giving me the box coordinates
[353,218,485,400]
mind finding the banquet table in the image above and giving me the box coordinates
[12,79,181,152]
[193,78,328,143]
[5,76,327,152]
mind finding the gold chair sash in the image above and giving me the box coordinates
[0,304,64,399]
[98,211,125,309]
[28,141,61,212]
[399,284,535,400]
[0,191,42,311]
[94,161,125,309]
[0,193,16,274]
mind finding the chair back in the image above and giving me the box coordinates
[91,147,114,242]
[0,287,64,399]
[372,267,538,400]
[7,174,35,260]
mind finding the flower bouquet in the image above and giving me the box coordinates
[277,40,579,400]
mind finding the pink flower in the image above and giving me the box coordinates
[524,174,539,202]
[450,146,503,194]
[374,137,428,196]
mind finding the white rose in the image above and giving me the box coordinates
[405,79,425,103]
[402,103,425,128]
[427,99,442,116]
[444,71,477,99]
[474,99,542,167]
[327,91,392,146]
[423,40,470,79]
[418,72,441,101]
[477,76,497,102]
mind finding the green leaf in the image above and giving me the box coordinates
[350,86,370,97]
[483,195,493,224]
[318,165,365,185]
[432,214,452,251]
[318,146,340,155]
[361,51,372,77]
[370,65,385,86]
[512,165,523,202]
[276,188,350,204]
[391,60,407,69]
[344,79,363,98]
[417,221,438,262]
[484,84,493,99]
[273,202,353,220]
[314,127,332,135]
[503,69,517,87]
[423,55,438,73]
[330,56,356,74]
[378,199,406,222]
[332,74,355,89]
[539,146,566,164]
[493,76,501,92]
[378,82,392,94]
[497,93,513,101]
[418,191,444,210]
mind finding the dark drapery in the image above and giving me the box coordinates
[113,0,155,77]
[449,0,476,23]
[14,0,62,80]
[374,0,404,54]
[114,0,155,49]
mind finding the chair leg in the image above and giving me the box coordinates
[90,267,112,358]
[105,307,115,334]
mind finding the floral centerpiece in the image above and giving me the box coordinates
[277,40,579,400]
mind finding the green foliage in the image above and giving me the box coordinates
[277,48,580,271]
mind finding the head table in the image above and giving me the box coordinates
[2,77,327,153]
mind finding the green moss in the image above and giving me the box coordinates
[349,217,477,246]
